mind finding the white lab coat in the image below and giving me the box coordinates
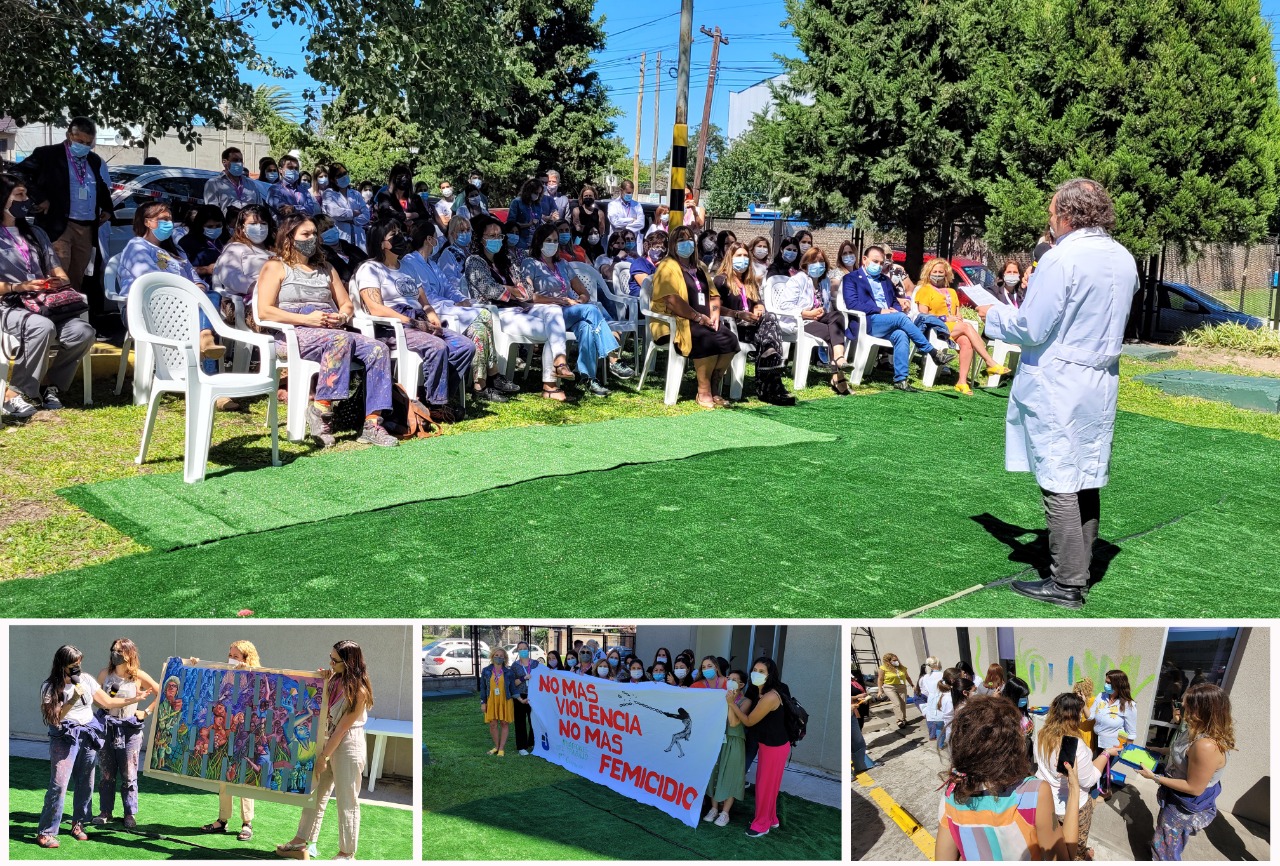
[919,670,944,722]
[984,227,1139,494]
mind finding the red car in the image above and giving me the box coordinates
[891,251,994,306]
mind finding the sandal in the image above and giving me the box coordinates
[275,839,309,856]
[712,395,730,407]
[487,748,499,756]
[201,819,229,834]
[238,824,254,842]
[696,395,717,410]
[553,362,577,381]
[831,374,850,396]
[541,386,567,402]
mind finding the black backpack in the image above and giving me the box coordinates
[780,685,808,746]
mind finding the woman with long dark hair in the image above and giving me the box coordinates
[1087,669,1138,797]
[1140,683,1236,860]
[936,695,1080,861]
[374,163,430,229]
[213,204,273,320]
[0,172,94,418]
[726,657,790,838]
[276,640,374,861]
[36,645,153,849]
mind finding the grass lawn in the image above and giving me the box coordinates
[3,349,1279,618]
[422,695,841,860]
[8,756,412,860]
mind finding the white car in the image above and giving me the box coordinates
[501,643,547,663]
[422,645,491,677]
[423,638,489,657]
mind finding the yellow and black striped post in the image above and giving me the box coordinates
[669,124,688,226]
[669,0,693,226]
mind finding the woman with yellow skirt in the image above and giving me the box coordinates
[480,648,517,756]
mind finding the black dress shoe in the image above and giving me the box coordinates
[892,380,918,392]
[1010,578,1084,609]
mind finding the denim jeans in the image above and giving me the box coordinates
[40,732,98,836]
[866,311,933,382]
[562,303,621,379]
[851,715,876,772]
[926,719,947,749]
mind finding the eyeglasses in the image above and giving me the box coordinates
[330,656,342,665]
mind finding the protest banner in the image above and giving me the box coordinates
[528,669,728,827]
[143,657,330,806]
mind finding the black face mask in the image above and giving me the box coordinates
[67,664,82,683]
[110,651,126,667]
[581,197,595,208]
[395,175,411,189]
[389,235,414,257]
[9,200,31,221]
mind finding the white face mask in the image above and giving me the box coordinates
[597,665,610,676]
[750,671,767,687]
[245,223,268,244]
[1004,273,1020,287]
[228,657,239,666]
[754,246,769,260]
[727,680,740,692]
[674,667,687,678]
[541,240,559,258]
[361,190,374,203]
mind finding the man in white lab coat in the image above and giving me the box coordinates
[978,178,1139,609]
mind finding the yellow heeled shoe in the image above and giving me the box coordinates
[497,749,505,757]
[954,382,973,395]
[987,364,1011,376]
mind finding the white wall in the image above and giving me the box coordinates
[10,624,417,778]
[13,123,272,172]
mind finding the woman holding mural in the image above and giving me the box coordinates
[91,638,161,831]
[478,647,518,757]
[277,640,374,861]
[36,645,153,849]
[198,640,262,842]
[726,657,791,839]
[704,669,753,827]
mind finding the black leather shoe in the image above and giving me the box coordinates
[1010,578,1084,609]
[891,380,918,392]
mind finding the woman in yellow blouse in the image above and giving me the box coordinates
[877,652,915,729]
[479,648,518,756]
[913,258,1008,395]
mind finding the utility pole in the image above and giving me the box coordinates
[651,52,662,197]
[632,52,646,194]
[669,0,694,226]
[692,25,728,200]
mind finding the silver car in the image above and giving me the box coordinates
[422,645,491,677]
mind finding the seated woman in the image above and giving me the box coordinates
[767,246,852,394]
[711,230,737,271]
[767,237,801,280]
[713,241,766,345]
[627,229,666,295]
[255,214,398,448]
[596,228,636,283]
[0,172,94,418]
[212,205,273,309]
[431,216,472,294]
[311,212,368,286]
[913,258,1008,395]
[374,163,431,230]
[697,228,718,266]
[520,224,631,395]
[118,201,236,405]
[646,205,670,238]
[649,225,740,409]
[748,235,772,282]
[178,204,226,283]
[351,220,475,415]
[552,220,588,264]
[401,222,519,403]
[463,216,576,402]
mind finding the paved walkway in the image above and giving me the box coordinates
[850,703,1269,860]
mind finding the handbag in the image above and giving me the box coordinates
[4,287,89,324]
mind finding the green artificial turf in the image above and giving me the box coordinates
[422,695,841,860]
[60,411,834,551]
[8,756,412,860]
[4,389,1278,618]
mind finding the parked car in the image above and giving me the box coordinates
[422,645,491,677]
[603,645,635,660]
[1151,280,1264,342]
[424,638,490,656]
[501,643,546,663]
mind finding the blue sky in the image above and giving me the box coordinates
[243,0,1279,154]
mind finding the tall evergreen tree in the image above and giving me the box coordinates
[774,0,992,273]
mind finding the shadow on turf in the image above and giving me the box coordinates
[8,810,265,860]
[970,513,1122,586]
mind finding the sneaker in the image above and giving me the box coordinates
[929,347,954,368]
[40,386,63,410]
[714,812,730,827]
[91,814,111,826]
[70,823,88,841]
[518,749,529,756]
[2,391,38,419]
[703,807,719,823]
[477,386,510,403]
[608,360,635,379]
[123,815,136,829]
[358,420,399,447]
[36,835,59,849]
[746,827,769,838]
[305,404,336,448]
[492,374,521,394]
[891,380,918,393]
[585,378,611,397]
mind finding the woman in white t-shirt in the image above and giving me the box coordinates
[276,641,374,861]
[36,645,153,849]
[1087,669,1139,797]
[352,219,476,413]
[1034,692,1121,860]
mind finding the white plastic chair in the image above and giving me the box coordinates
[349,284,425,399]
[835,291,895,386]
[985,339,1021,387]
[570,261,637,382]
[612,262,632,305]
[128,272,279,484]
[636,277,686,405]
[253,291,322,443]
[221,293,254,374]
[722,318,751,401]
[104,253,152,405]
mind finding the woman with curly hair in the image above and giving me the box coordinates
[936,695,1080,861]
[1140,683,1235,861]
[913,257,1008,394]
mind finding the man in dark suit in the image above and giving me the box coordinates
[843,245,951,391]
[19,117,113,295]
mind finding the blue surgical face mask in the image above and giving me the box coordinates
[549,659,559,668]
[245,223,269,244]
[732,257,749,273]
[1103,682,1114,694]
[807,264,826,279]
[624,241,637,252]
[865,262,882,277]
[321,227,340,245]
[265,170,280,183]
[630,669,643,680]
[68,141,92,158]
[565,657,577,668]
[623,193,633,202]
[657,655,668,664]
[608,658,619,668]
[283,169,299,184]
[702,667,717,679]
[485,238,504,254]
[782,248,798,263]
[519,650,530,659]
[506,233,520,247]
[558,232,571,245]
[842,254,856,268]
[336,175,350,190]
[456,232,472,247]
[228,161,245,178]
[152,220,174,240]
[676,240,696,259]
[204,227,223,240]
[316,176,329,188]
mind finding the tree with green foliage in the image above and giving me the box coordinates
[1,0,280,144]
[311,96,425,186]
[775,0,990,274]
[706,118,784,216]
